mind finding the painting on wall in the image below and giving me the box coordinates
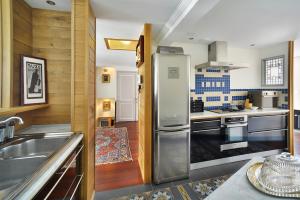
[21,56,47,105]
[103,100,111,111]
[102,74,110,83]
[136,35,144,67]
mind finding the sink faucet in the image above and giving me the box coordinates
[0,117,24,143]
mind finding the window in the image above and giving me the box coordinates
[262,55,284,86]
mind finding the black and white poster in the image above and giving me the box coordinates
[21,56,47,105]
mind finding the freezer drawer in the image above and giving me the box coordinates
[248,114,287,133]
[153,129,190,184]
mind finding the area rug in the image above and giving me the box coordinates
[113,175,231,200]
[95,127,132,165]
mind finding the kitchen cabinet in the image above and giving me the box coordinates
[191,118,222,163]
[248,114,287,153]
[248,114,287,132]
[33,142,83,200]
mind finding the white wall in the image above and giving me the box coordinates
[170,42,288,90]
[228,47,260,89]
[170,42,208,89]
[294,39,300,110]
[258,42,289,89]
[96,66,137,99]
[96,67,117,99]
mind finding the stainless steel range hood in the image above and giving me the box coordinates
[195,41,249,70]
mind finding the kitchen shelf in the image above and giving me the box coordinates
[0,104,49,116]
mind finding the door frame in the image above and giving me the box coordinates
[116,71,138,122]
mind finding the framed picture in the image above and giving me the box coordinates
[102,74,110,83]
[136,35,144,67]
[21,56,47,105]
[103,101,111,111]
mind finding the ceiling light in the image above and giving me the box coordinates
[104,38,138,51]
[46,0,56,6]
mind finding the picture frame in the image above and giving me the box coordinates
[136,35,144,67]
[102,74,110,83]
[21,55,47,105]
[103,101,111,111]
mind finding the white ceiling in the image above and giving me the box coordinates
[25,0,300,66]
[91,0,182,68]
[167,0,300,48]
[96,19,143,67]
[25,0,71,11]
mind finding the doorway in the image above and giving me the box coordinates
[95,66,143,192]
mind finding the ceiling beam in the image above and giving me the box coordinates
[155,0,221,45]
[155,0,199,44]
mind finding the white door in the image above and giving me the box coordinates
[117,71,137,122]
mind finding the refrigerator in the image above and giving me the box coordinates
[153,46,190,184]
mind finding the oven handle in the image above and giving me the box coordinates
[220,142,248,152]
[222,123,248,128]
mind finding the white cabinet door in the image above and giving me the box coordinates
[116,71,137,122]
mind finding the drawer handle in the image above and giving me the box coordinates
[192,128,221,133]
[248,129,287,134]
[250,114,287,118]
[192,120,220,124]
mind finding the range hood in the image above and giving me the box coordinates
[195,41,249,70]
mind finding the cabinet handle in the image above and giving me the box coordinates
[192,128,221,133]
[249,114,287,118]
[44,145,83,199]
[248,129,287,134]
[192,120,220,124]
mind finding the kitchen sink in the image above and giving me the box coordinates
[0,156,47,191]
[0,132,74,198]
[0,137,69,159]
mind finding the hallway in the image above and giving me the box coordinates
[95,122,143,191]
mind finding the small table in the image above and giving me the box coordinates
[97,117,115,128]
[206,157,294,200]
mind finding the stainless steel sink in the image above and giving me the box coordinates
[0,132,74,199]
[0,137,69,159]
[0,157,47,191]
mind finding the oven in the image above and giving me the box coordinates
[220,115,248,152]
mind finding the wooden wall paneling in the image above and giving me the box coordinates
[32,9,71,124]
[12,0,32,106]
[288,41,295,155]
[138,24,152,183]
[1,0,13,108]
[71,1,96,199]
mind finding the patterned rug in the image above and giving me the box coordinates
[113,175,230,200]
[95,127,132,165]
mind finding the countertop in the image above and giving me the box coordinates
[191,108,289,120]
[1,132,83,200]
[206,157,293,200]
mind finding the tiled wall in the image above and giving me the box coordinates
[191,69,288,110]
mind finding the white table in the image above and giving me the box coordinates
[206,157,295,200]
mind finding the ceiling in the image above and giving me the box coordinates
[91,0,182,67]
[167,0,300,48]
[96,19,143,68]
[25,0,71,11]
[25,0,300,66]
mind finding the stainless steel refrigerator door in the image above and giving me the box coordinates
[153,129,190,184]
[153,54,190,130]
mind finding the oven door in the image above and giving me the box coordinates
[220,123,248,151]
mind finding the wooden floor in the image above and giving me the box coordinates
[95,122,143,192]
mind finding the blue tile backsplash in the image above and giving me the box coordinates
[191,69,288,110]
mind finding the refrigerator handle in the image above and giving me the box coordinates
[158,124,190,131]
